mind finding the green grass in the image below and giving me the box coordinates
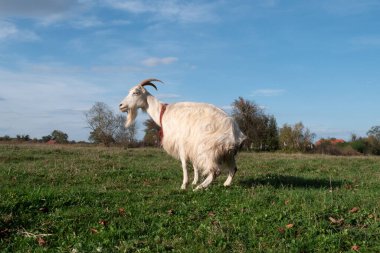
[1,144,380,252]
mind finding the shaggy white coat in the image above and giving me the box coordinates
[119,82,245,190]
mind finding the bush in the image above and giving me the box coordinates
[314,142,361,156]
[351,139,368,154]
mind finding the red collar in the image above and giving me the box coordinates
[159,103,168,142]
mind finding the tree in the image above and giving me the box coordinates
[143,118,161,147]
[114,114,137,146]
[367,126,380,141]
[86,102,117,146]
[279,122,315,152]
[351,133,358,142]
[85,102,137,146]
[16,134,30,141]
[41,135,52,142]
[232,97,279,151]
[367,126,380,155]
[266,116,280,151]
[0,135,11,141]
[51,130,69,144]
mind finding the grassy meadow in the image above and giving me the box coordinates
[0,143,380,252]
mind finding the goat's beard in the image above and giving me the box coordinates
[125,107,138,128]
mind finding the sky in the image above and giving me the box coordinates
[0,0,379,142]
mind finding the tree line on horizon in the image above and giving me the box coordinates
[1,98,379,155]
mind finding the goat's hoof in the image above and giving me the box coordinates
[180,184,187,190]
[194,185,203,191]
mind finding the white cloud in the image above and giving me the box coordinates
[105,0,219,23]
[221,105,233,111]
[252,89,285,97]
[0,0,97,27]
[320,0,380,16]
[0,21,18,39]
[0,0,78,17]
[72,16,104,29]
[142,57,178,67]
[0,67,105,140]
[311,126,360,141]
[0,0,79,26]
[351,36,380,47]
[107,0,148,13]
[0,20,39,41]
[259,0,278,8]
[156,93,181,99]
[110,19,131,26]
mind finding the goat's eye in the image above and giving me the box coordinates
[133,91,140,96]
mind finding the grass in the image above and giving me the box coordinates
[1,143,380,252]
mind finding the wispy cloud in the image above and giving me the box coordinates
[105,0,219,23]
[311,125,362,140]
[71,16,104,29]
[252,89,285,97]
[0,21,17,39]
[351,35,380,47]
[320,0,380,16]
[259,0,278,8]
[0,0,78,17]
[156,93,181,100]
[221,105,233,111]
[0,20,39,41]
[0,0,83,26]
[142,57,178,67]
[0,67,105,140]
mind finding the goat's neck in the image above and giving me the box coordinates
[146,95,164,127]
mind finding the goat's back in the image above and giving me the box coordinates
[161,102,245,169]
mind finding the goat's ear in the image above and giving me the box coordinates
[137,85,147,93]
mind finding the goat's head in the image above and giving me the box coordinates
[119,78,162,127]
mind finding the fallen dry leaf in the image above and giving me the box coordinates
[37,237,47,246]
[90,228,99,234]
[98,220,108,226]
[39,207,49,213]
[167,209,175,215]
[286,223,294,229]
[118,208,126,216]
[329,217,344,225]
[208,211,216,217]
[344,184,354,190]
[351,245,360,251]
[211,220,220,226]
[349,207,360,213]
[277,227,285,234]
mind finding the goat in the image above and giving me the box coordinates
[119,79,246,190]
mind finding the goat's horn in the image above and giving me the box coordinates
[139,78,163,90]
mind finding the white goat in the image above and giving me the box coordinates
[119,79,246,190]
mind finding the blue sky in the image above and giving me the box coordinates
[1,0,379,141]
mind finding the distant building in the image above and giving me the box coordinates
[316,138,345,146]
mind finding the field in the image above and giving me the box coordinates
[1,144,380,252]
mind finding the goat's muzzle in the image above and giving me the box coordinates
[119,104,129,112]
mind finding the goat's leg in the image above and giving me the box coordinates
[194,173,214,191]
[180,158,188,190]
[192,166,199,186]
[223,166,237,187]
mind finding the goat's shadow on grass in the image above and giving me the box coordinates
[239,173,347,189]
